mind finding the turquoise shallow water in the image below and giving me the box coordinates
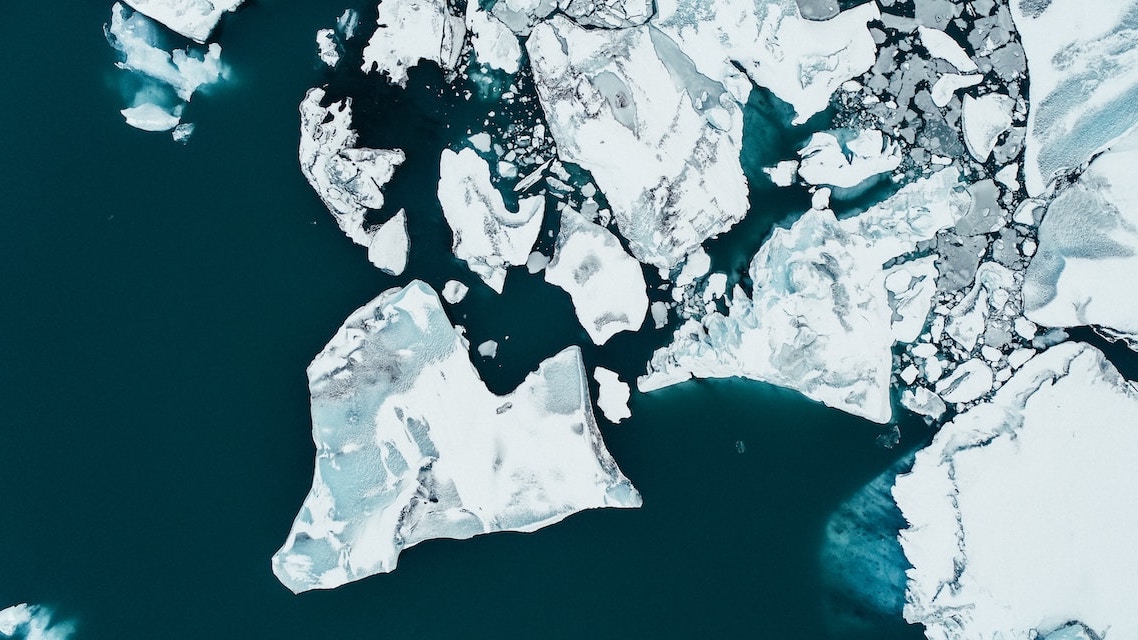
[1,2,927,638]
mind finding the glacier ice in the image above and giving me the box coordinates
[438,148,545,293]
[120,0,242,43]
[1024,126,1138,347]
[593,367,631,423]
[272,281,641,592]
[299,87,407,258]
[361,0,466,87]
[106,2,227,133]
[0,603,74,640]
[545,206,648,345]
[894,342,1138,639]
[1010,0,1138,194]
[526,15,748,269]
[640,169,968,424]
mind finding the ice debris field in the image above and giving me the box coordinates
[74,0,1138,637]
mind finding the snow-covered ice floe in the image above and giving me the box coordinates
[545,206,647,345]
[438,148,544,293]
[894,342,1138,639]
[1024,126,1138,348]
[0,603,74,640]
[1011,0,1138,194]
[106,2,227,133]
[640,168,968,424]
[361,0,466,87]
[593,367,631,423]
[272,281,640,592]
[797,129,901,189]
[299,87,409,270]
[120,0,243,43]
[527,15,748,269]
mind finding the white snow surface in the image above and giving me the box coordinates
[797,130,900,189]
[526,15,748,269]
[1025,126,1138,348]
[367,210,409,275]
[298,87,406,254]
[545,207,648,345]
[272,281,641,593]
[0,603,74,640]
[593,367,631,423]
[640,169,968,423]
[894,342,1138,639]
[121,0,243,43]
[361,0,466,87]
[961,93,1015,162]
[107,3,226,132]
[1010,0,1138,194]
[466,4,522,74]
[438,148,545,293]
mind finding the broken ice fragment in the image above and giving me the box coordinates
[367,210,409,276]
[438,148,544,293]
[442,280,469,304]
[961,93,1015,162]
[593,367,631,423]
[272,281,641,593]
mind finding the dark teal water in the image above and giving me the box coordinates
[1,2,927,638]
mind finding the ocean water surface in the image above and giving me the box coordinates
[1,2,927,637]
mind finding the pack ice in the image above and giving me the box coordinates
[894,342,1138,639]
[641,169,968,423]
[272,281,640,592]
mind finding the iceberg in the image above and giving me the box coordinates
[1010,0,1138,194]
[361,0,466,87]
[299,87,407,257]
[0,603,74,640]
[545,206,648,345]
[797,130,901,189]
[120,0,243,43]
[894,342,1138,639]
[593,367,631,423]
[272,281,641,592]
[1024,126,1138,347]
[438,148,544,293]
[526,15,748,269]
[640,169,968,424]
[106,2,227,132]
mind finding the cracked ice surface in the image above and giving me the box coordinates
[1024,126,1138,348]
[545,206,648,345]
[894,342,1138,639]
[438,148,545,293]
[527,15,748,269]
[121,0,242,43]
[299,87,406,256]
[272,281,641,593]
[361,0,466,87]
[1010,0,1138,194]
[640,169,968,424]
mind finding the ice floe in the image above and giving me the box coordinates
[361,0,466,87]
[0,603,74,640]
[545,206,647,345]
[593,367,631,423]
[299,87,407,257]
[366,209,409,275]
[466,4,522,74]
[438,148,545,293]
[272,281,641,592]
[527,15,748,269]
[441,280,469,304]
[1025,127,1138,347]
[640,169,968,423]
[961,93,1015,162]
[120,0,242,43]
[797,130,901,189]
[895,342,1138,639]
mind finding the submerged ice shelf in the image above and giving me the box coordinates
[273,281,640,593]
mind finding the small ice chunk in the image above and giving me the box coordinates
[650,301,669,329]
[121,103,182,132]
[525,251,550,274]
[900,387,947,420]
[469,132,492,153]
[918,26,977,72]
[703,273,728,302]
[442,280,469,304]
[674,248,711,289]
[934,359,994,404]
[477,339,498,358]
[0,603,74,640]
[545,207,648,345]
[886,258,938,344]
[930,73,983,108]
[316,28,340,67]
[367,209,409,275]
[438,148,545,293]
[171,121,195,143]
[811,187,831,210]
[764,160,799,187]
[593,367,632,423]
[962,93,1016,162]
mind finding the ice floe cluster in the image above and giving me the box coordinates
[273,0,1138,632]
[104,1,242,139]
